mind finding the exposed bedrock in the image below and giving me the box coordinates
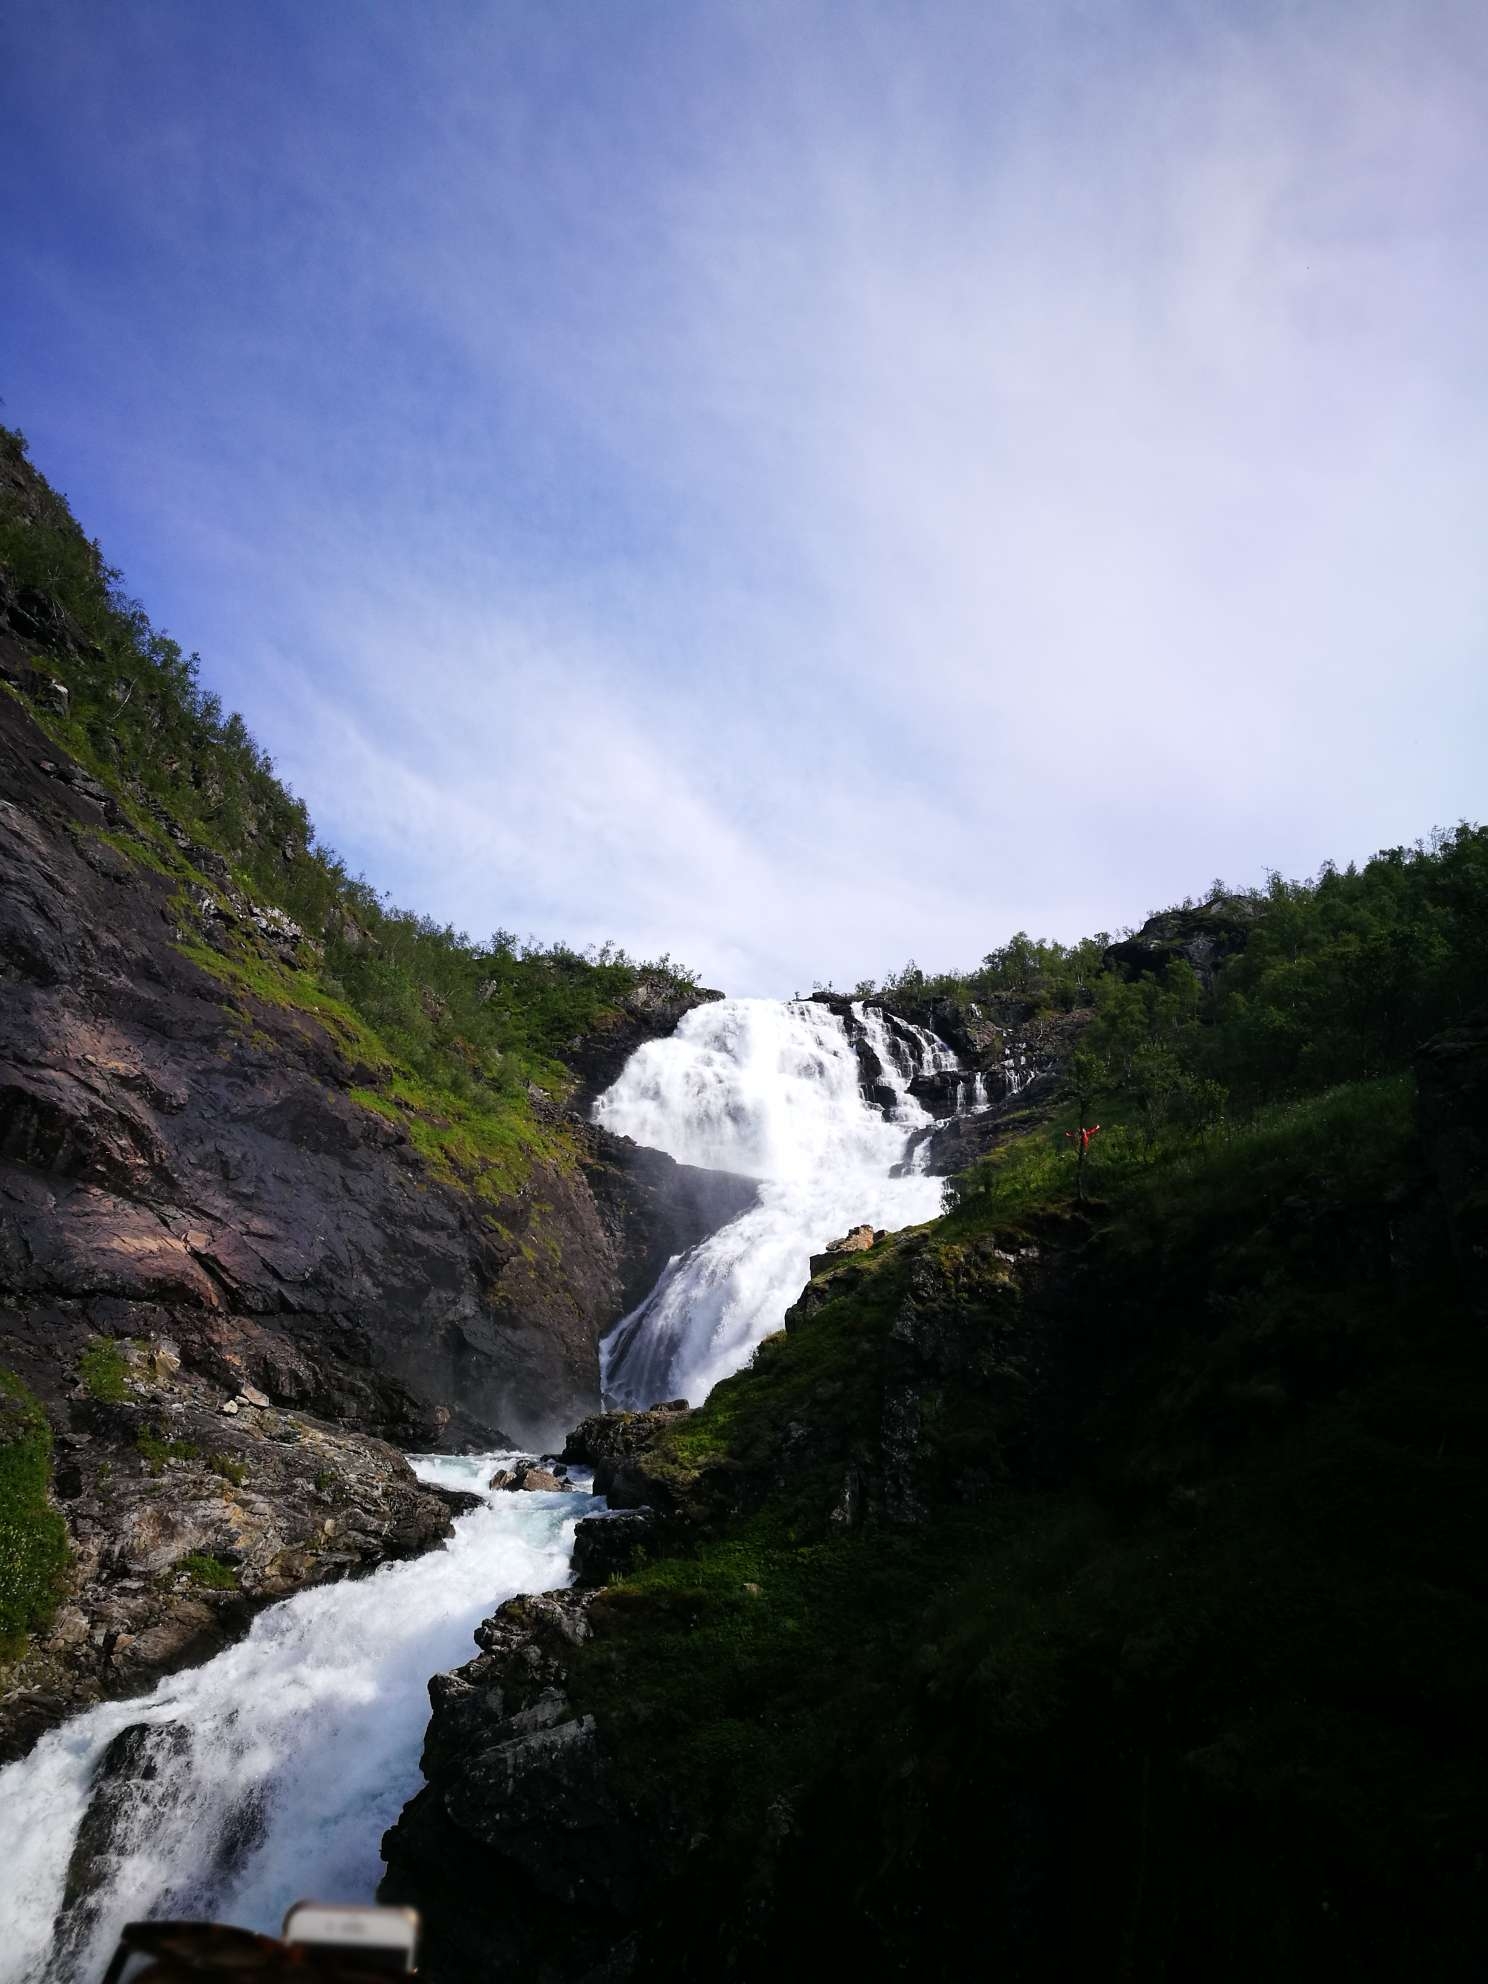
[582,1131,758,1320]
[0,686,745,1748]
[0,1335,453,1760]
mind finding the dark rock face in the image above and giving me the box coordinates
[380,1589,646,1984]
[571,1508,659,1586]
[1102,902,1253,988]
[581,1130,757,1319]
[809,994,952,1118]
[0,689,626,1460]
[55,1720,192,1955]
[562,979,724,1117]
[908,1009,1090,1177]
[0,1333,453,1760]
[565,1401,695,1512]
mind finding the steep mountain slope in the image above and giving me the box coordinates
[0,432,745,1751]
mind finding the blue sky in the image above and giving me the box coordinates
[2,0,1484,994]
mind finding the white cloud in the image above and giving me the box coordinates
[6,0,1485,991]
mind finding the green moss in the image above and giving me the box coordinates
[209,1453,248,1486]
[0,1369,72,1665]
[175,938,390,1061]
[349,1073,568,1202]
[78,1336,130,1403]
[174,1551,238,1591]
[135,1427,198,1473]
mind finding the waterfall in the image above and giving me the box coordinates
[593,998,951,1406]
[0,1460,588,1984]
[0,996,973,1976]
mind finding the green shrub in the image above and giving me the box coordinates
[209,1453,248,1486]
[175,1552,238,1590]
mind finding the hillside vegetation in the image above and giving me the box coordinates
[442,826,1487,1981]
[0,423,698,1127]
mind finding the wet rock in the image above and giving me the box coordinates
[582,1129,758,1319]
[381,1589,649,1982]
[564,1401,691,1471]
[561,976,725,1118]
[809,1223,876,1275]
[571,1509,658,1586]
[0,1371,454,1760]
[60,1720,191,1921]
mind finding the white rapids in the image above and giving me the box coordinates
[0,1458,588,1984]
[0,995,984,1980]
[593,997,963,1406]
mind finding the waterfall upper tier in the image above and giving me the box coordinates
[591,997,968,1407]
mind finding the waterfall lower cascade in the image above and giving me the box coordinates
[0,997,984,1981]
[0,1460,589,1984]
[593,997,963,1406]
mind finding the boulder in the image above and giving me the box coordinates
[808,1223,876,1276]
[381,1589,651,1981]
[571,1509,658,1586]
[563,1401,690,1470]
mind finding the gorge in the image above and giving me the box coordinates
[0,994,989,1984]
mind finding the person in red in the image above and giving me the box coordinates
[1063,1123,1100,1198]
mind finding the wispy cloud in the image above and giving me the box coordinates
[3,0,1484,991]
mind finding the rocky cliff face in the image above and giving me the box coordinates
[0,1338,453,1762]
[806,988,1085,1175]
[0,674,742,1749]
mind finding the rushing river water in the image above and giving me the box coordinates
[0,998,975,1980]
[0,1461,586,1984]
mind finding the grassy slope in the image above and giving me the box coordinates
[567,1069,1485,1977]
[0,1371,71,1663]
[0,421,700,1179]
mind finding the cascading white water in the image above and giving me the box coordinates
[0,1458,588,1984]
[0,995,986,1978]
[593,998,955,1406]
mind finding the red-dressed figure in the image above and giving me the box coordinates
[1063,1124,1100,1198]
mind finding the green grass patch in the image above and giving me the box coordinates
[349,1073,569,1201]
[0,1368,71,1665]
[174,1551,239,1591]
[78,1336,130,1402]
[174,938,390,1063]
[135,1427,199,1473]
[209,1453,248,1486]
